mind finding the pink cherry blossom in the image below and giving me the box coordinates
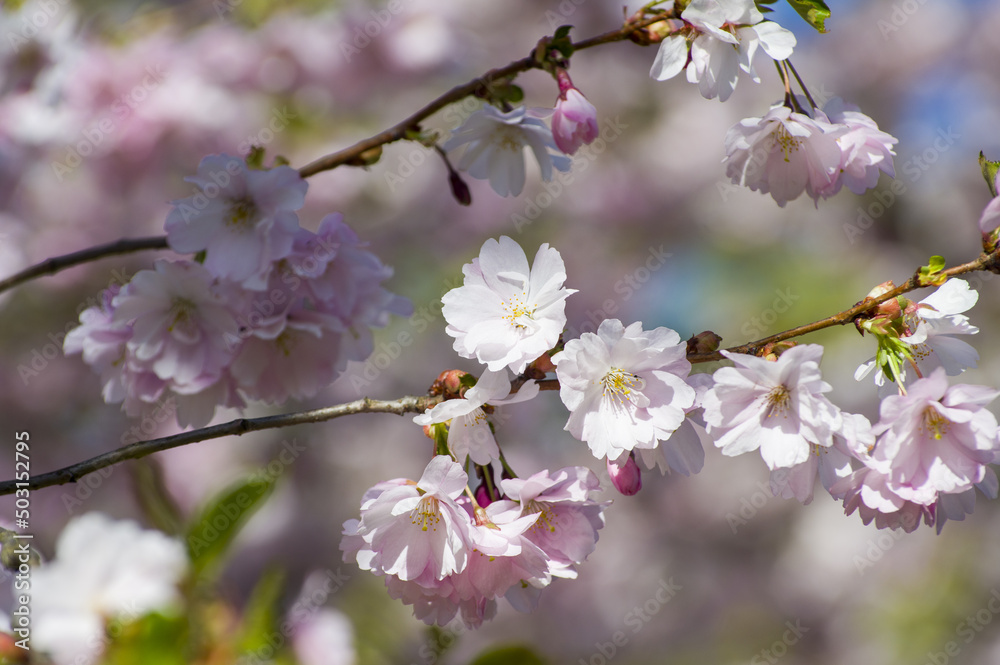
[770,411,872,504]
[352,456,475,585]
[724,105,844,207]
[229,307,347,404]
[702,344,843,470]
[164,153,307,290]
[818,98,898,197]
[442,236,576,374]
[63,285,133,404]
[856,279,980,388]
[869,368,1000,504]
[832,466,935,533]
[111,259,241,395]
[501,466,608,573]
[553,319,695,463]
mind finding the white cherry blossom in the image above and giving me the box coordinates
[443,105,571,197]
[553,319,695,463]
[442,236,575,374]
[702,344,843,470]
[650,0,796,101]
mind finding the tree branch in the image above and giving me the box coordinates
[689,251,1000,363]
[296,11,672,179]
[0,236,169,297]
[0,14,676,297]
[0,395,442,496]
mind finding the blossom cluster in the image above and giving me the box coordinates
[723,98,898,207]
[338,229,1000,627]
[65,154,410,427]
[341,456,606,628]
[438,0,897,211]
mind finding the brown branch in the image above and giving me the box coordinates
[296,12,673,179]
[0,395,442,496]
[689,251,1000,364]
[0,236,169,297]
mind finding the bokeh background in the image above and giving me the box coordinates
[3,0,1000,663]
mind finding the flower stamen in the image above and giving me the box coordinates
[410,496,441,532]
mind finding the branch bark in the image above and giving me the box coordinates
[0,236,169,297]
[0,395,441,496]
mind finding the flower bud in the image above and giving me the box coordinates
[474,483,495,508]
[552,71,599,156]
[687,330,722,355]
[430,369,469,397]
[448,169,472,206]
[607,454,642,496]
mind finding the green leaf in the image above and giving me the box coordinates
[979,151,1000,198]
[236,568,286,656]
[431,422,450,457]
[103,612,189,665]
[186,473,277,578]
[246,146,265,169]
[469,645,548,665]
[917,255,947,286]
[553,25,573,41]
[784,0,830,32]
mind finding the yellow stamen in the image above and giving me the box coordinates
[410,496,441,532]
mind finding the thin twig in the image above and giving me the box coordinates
[689,252,1000,363]
[0,236,169,297]
[0,379,562,496]
[0,396,441,496]
[296,12,673,179]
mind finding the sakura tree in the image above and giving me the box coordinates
[2,0,1000,663]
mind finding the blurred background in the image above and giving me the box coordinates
[2,0,1000,663]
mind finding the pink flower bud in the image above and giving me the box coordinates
[474,483,495,508]
[607,454,642,496]
[552,84,599,156]
[430,369,468,397]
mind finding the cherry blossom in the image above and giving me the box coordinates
[443,104,571,197]
[724,104,844,206]
[702,344,843,470]
[817,98,898,197]
[351,456,476,585]
[869,368,1000,504]
[442,236,575,374]
[63,285,133,404]
[111,259,242,395]
[500,466,608,574]
[832,466,935,533]
[553,319,695,464]
[31,513,188,665]
[413,368,539,465]
[770,411,873,504]
[650,0,796,102]
[164,153,307,290]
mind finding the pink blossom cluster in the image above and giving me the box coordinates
[64,154,410,427]
[724,97,898,207]
[702,343,1000,533]
[341,456,606,628]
